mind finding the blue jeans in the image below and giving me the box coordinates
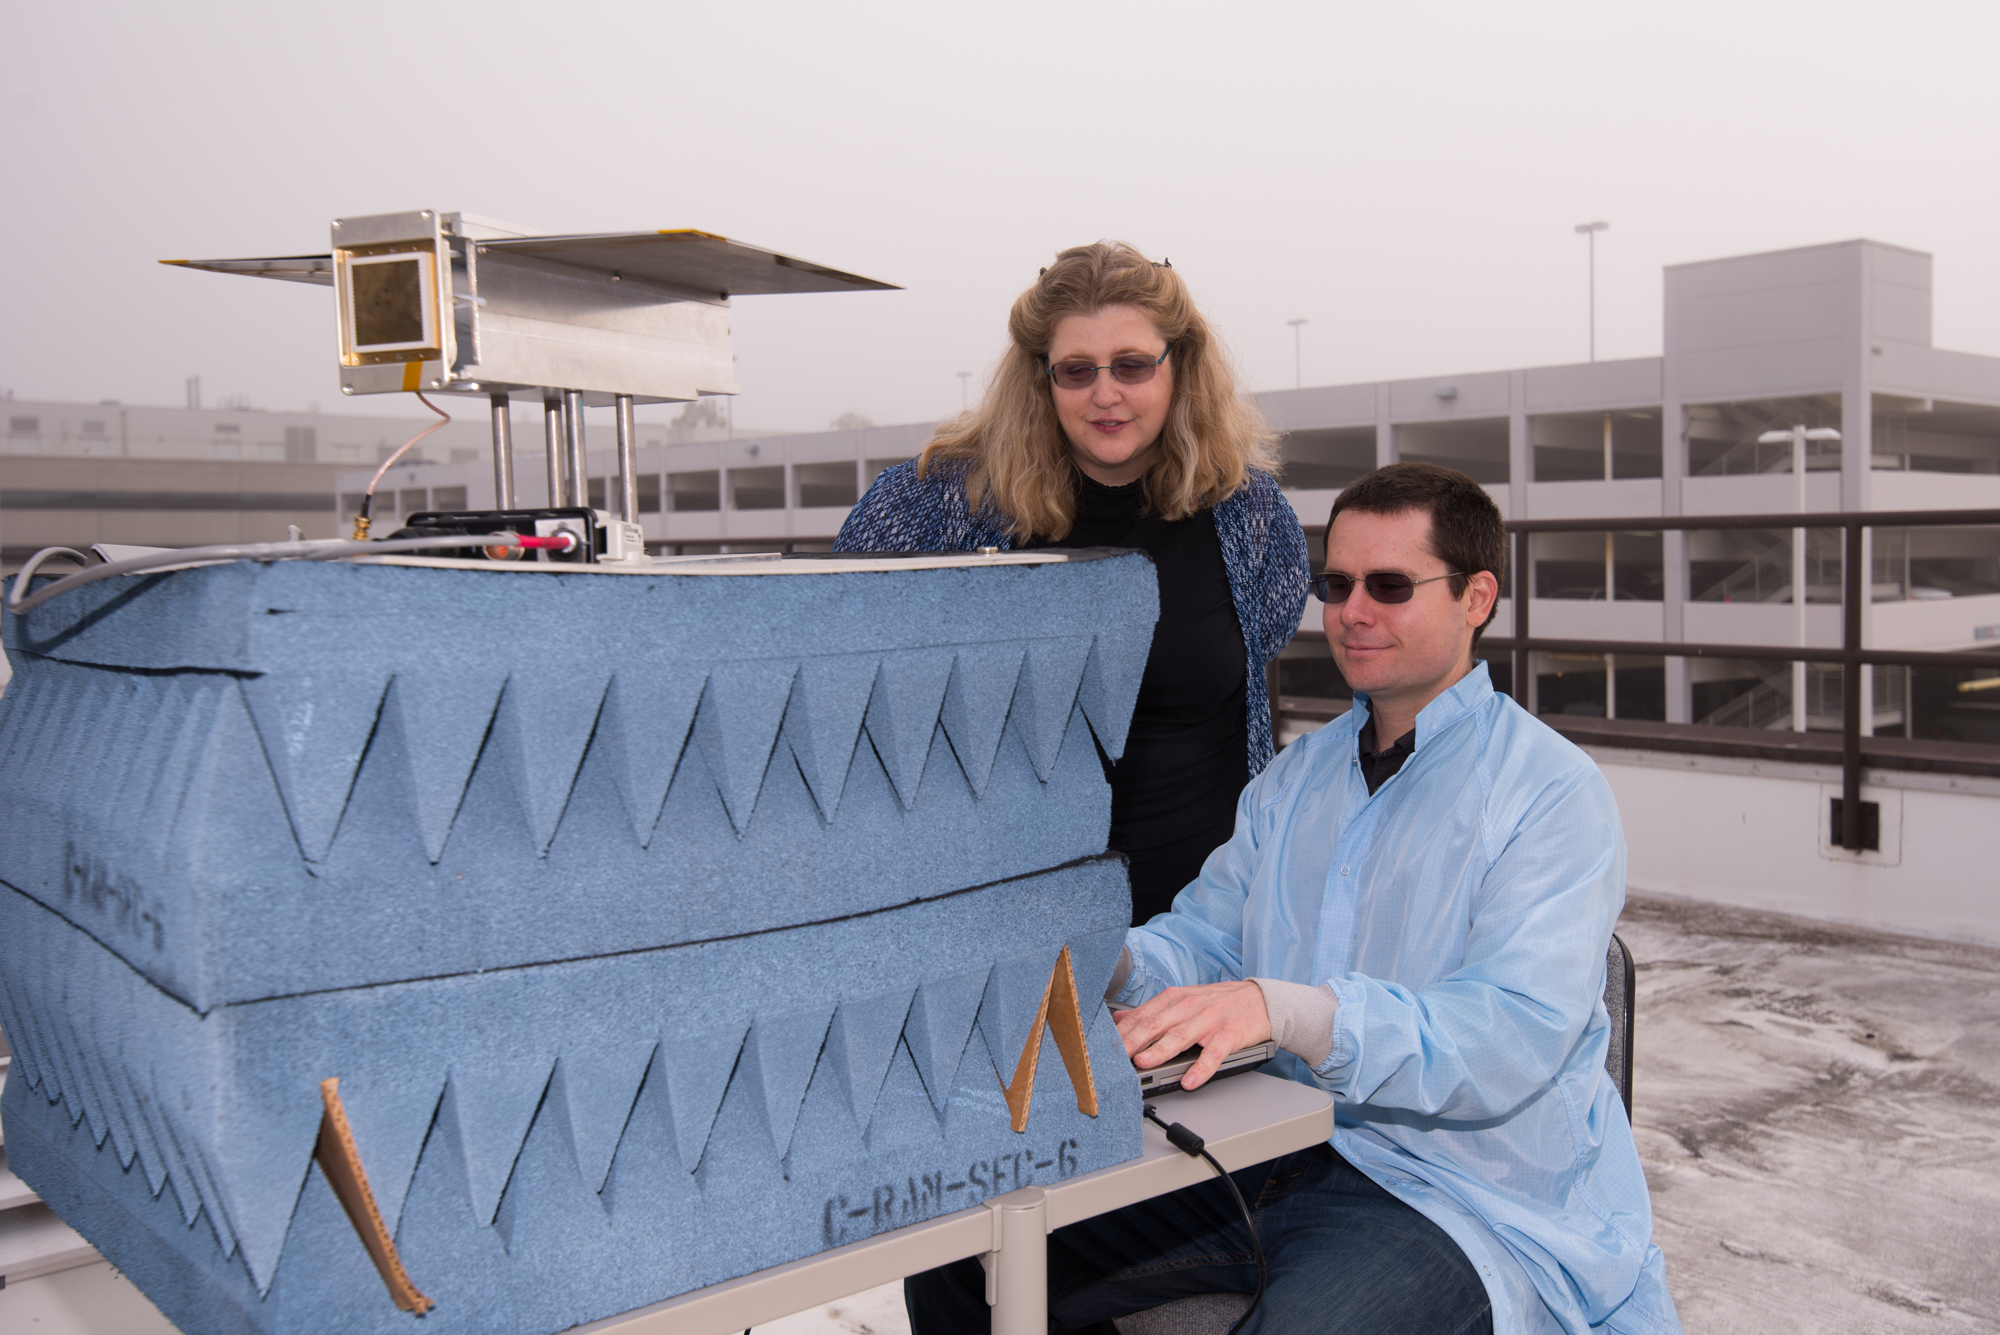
[905,1144,1493,1335]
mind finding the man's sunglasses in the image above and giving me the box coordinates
[1044,344,1172,391]
[1311,571,1466,604]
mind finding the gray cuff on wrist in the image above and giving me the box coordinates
[1105,946,1133,1001]
[1251,977,1338,1068]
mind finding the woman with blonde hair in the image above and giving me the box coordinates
[837,241,1308,924]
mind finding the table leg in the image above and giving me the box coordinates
[984,1187,1049,1335]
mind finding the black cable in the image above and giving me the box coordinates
[5,533,530,616]
[1143,1103,1266,1335]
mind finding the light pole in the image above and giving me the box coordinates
[1759,423,1844,732]
[958,371,972,410]
[1574,221,1608,361]
[1287,318,1308,390]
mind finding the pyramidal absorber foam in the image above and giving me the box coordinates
[0,550,1157,1335]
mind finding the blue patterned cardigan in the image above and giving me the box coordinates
[835,459,1311,778]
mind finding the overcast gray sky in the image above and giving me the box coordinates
[5,0,1997,432]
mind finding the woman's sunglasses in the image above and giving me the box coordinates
[1311,571,1466,604]
[1044,344,1173,391]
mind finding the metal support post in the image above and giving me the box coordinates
[489,393,515,511]
[982,1187,1048,1335]
[1793,434,1809,735]
[1841,521,1864,849]
[1512,529,1530,710]
[614,394,639,523]
[563,389,590,511]
[543,394,567,507]
[1603,530,1616,718]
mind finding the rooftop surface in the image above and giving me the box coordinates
[1620,893,2000,1332]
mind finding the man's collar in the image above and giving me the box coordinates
[1350,660,1494,750]
[1415,661,1494,745]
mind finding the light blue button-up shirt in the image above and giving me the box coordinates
[1118,664,1679,1335]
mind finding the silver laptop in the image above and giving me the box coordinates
[1111,1006,1278,1094]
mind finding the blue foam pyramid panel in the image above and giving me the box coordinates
[1,556,1157,1011]
[0,553,1158,1334]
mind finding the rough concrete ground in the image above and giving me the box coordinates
[1618,893,2000,1332]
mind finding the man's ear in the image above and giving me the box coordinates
[1463,570,1500,627]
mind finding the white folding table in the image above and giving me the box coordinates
[572,1072,1334,1335]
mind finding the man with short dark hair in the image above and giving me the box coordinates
[907,463,1679,1334]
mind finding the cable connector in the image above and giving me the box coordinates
[1143,1104,1206,1157]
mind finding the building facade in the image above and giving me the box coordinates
[1260,238,2000,740]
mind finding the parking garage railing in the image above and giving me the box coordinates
[1478,508,2000,852]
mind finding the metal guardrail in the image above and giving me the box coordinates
[1487,508,2000,852]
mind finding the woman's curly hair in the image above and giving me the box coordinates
[919,241,1277,541]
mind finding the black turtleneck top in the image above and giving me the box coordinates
[1022,474,1247,924]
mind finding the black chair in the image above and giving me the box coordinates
[1605,932,1635,1119]
[1115,935,1638,1335]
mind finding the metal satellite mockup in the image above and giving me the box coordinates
[165,210,898,404]
[168,210,902,551]
[0,215,1158,1334]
